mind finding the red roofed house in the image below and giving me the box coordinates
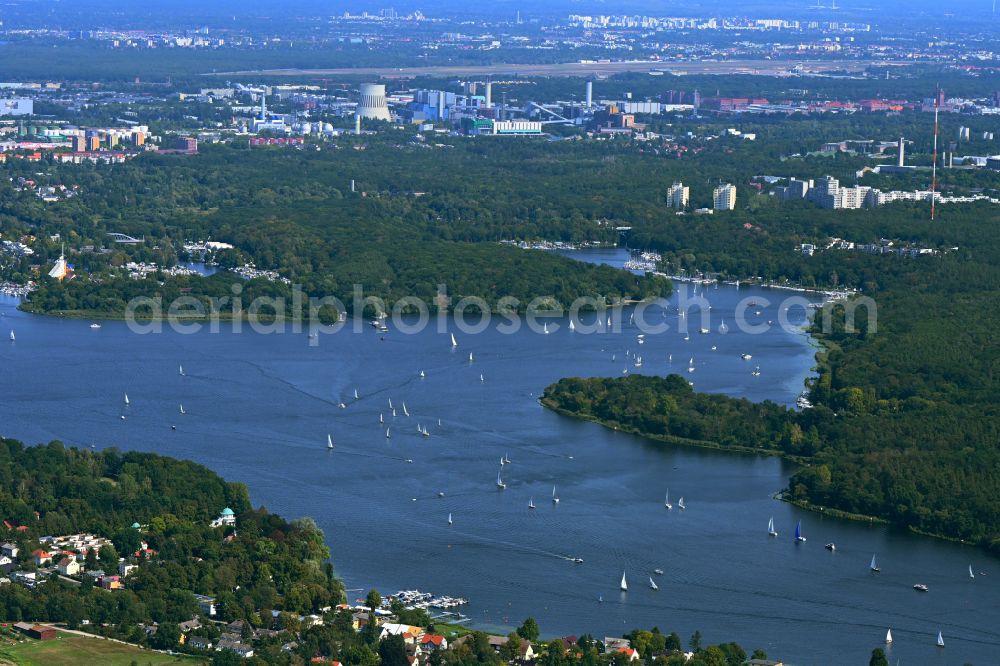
[32,549,52,566]
[420,635,448,651]
[616,648,640,662]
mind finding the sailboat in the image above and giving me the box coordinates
[448,513,453,525]
[392,408,397,417]
[664,491,672,510]
[936,631,945,647]
[468,352,474,363]
[885,629,893,644]
[500,457,505,466]
[354,388,359,400]
[718,320,729,334]
[543,323,550,335]
[480,373,485,382]
[569,320,575,332]
[179,365,185,376]
[421,426,430,438]
[385,427,391,439]
[402,403,410,417]
[388,398,393,409]
[795,520,806,542]
[870,554,881,573]
[450,332,458,347]
[620,570,628,592]
[327,434,334,450]
[969,564,976,579]
[8,330,14,342]
[552,486,559,504]
[504,453,511,464]
[380,413,384,424]
[496,467,506,490]
[751,366,761,377]
[649,577,658,591]
[677,497,686,510]
[528,497,536,510]
[179,404,185,415]
[419,370,425,378]
[124,393,130,406]
[767,517,778,537]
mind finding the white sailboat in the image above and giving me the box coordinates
[649,577,658,591]
[885,629,893,644]
[402,402,410,417]
[496,467,506,490]
[620,570,628,592]
[448,513,453,525]
[969,564,976,579]
[936,631,944,647]
[388,398,394,409]
[552,486,559,504]
[385,427,391,439]
[392,408,397,417]
[179,365,185,376]
[569,320,575,332]
[420,370,425,378]
[768,516,778,537]
[450,333,458,347]
[354,388,359,400]
[469,352,474,363]
[677,497,686,510]
[179,404,185,415]
[380,413,384,424]
[504,453,511,464]
[528,497,536,509]
[8,330,13,342]
[543,323,550,335]
[480,373,485,382]
[327,434,334,450]
[124,393,130,406]
[870,553,880,573]
[664,491,672,510]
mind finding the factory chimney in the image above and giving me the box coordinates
[586,81,593,108]
[897,137,905,167]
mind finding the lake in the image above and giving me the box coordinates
[0,251,995,665]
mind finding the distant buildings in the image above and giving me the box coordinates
[667,182,689,209]
[712,184,737,211]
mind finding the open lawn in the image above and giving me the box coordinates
[0,632,205,666]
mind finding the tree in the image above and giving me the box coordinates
[151,622,181,649]
[379,634,409,666]
[750,649,767,660]
[366,589,382,613]
[869,648,889,666]
[517,617,540,642]
[689,631,702,652]
[84,548,98,571]
[665,632,681,652]
[98,544,119,571]
[500,633,521,662]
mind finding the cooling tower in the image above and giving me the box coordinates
[357,83,391,121]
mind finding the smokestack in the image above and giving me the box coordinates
[355,114,361,135]
[586,81,593,108]
[351,179,356,193]
[485,80,493,109]
[436,91,445,121]
[897,137,905,167]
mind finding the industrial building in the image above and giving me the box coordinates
[357,83,392,121]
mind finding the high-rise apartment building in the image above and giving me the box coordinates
[667,182,689,209]
[712,184,736,211]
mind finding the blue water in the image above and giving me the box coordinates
[0,252,994,665]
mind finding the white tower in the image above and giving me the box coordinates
[586,81,593,108]
[485,81,493,109]
[897,137,905,167]
[357,83,391,121]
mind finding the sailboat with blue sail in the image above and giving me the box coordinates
[795,520,806,542]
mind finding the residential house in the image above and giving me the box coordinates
[188,635,213,650]
[194,594,217,617]
[380,623,424,644]
[99,575,122,590]
[31,549,52,566]
[217,637,254,658]
[0,555,15,573]
[56,558,81,576]
[615,647,640,662]
[1,543,18,558]
[119,562,138,578]
[420,634,448,651]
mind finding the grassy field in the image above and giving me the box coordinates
[0,631,205,666]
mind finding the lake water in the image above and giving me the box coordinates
[0,251,996,665]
